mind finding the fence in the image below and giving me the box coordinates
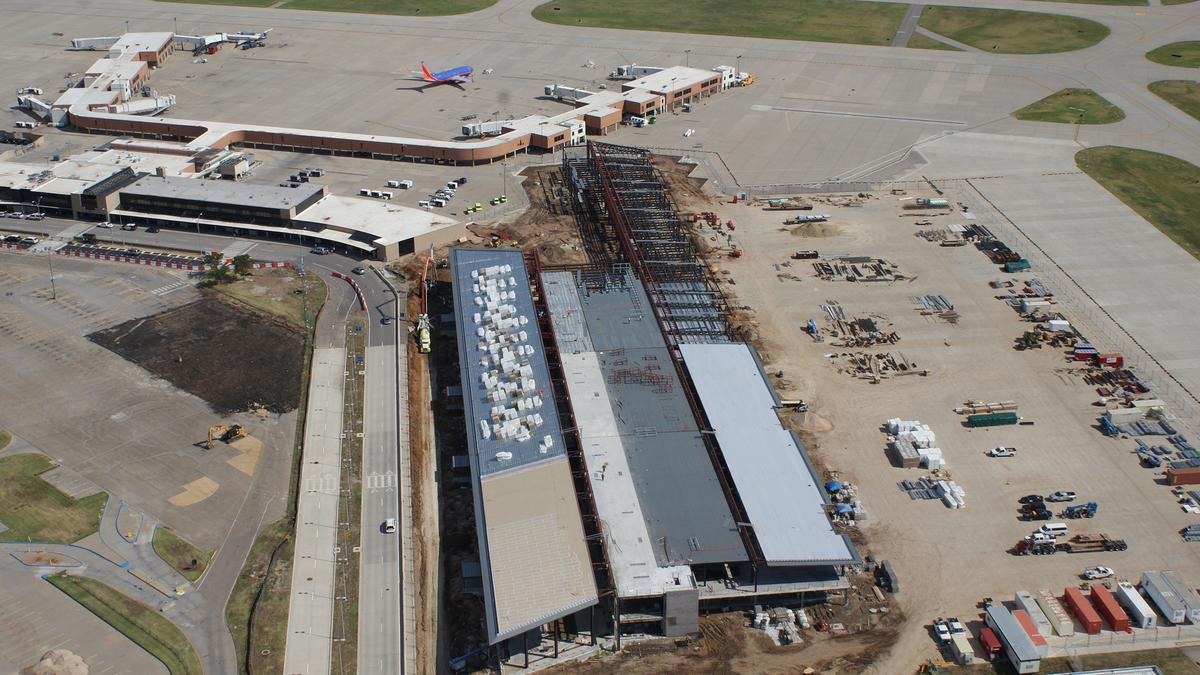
[1058,622,1200,653]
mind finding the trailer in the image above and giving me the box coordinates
[783,214,831,224]
[1011,609,1049,656]
[978,627,1003,662]
[1114,582,1157,629]
[1090,584,1131,632]
[1142,571,1189,624]
[1162,570,1200,623]
[1064,586,1102,634]
[949,632,976,665]
[984,605,1041,673]
[1035,588,1075,636]
[1056,533,1127,553]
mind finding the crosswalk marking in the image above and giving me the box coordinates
[364,471,396,491]
[152,279,190,296]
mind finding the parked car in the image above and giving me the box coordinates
[20,236,39,245]
[989,447,1017,458]
[96,221,113,228]
[933,620,952,643]
[1047,491,1078,503]
[121,223,137,231]
[1021,508,1052,522]
[310,246,333,255]
[1019,494,1045,505]
[146,226,160,233]
[1084,566,1114,580]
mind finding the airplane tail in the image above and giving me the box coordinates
[420,61,436,82]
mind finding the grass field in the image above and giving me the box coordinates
[1162,0,1198,5]
[0,454,106,543]
[213,268,327,330]
[963,647,1200,673]
[1013,88,1125,124]
[0,430,10,452]
[226,519,294,674]
[1077,146,1200,261]
[158,0,496,12]
[152,527,211,583]
[1150,80,1200,121]
[1146,41,1200,68]
[907,33,962,51]
[533,0,908,46]
[1027,0,1146,5]
[918,6,1109,54]
[47,574,202,675]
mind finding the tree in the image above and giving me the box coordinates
[201,252,234,285]
[231,254,253,278]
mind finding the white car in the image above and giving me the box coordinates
[988,447,1017,457]
[96,221,113,228]
[382,518,397,534]
[1085,566,1114,580]
[933,620,952,643]
[1047,491,1078,503]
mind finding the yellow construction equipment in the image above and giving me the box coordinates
[205,424,246,449]
[739,73,757,86]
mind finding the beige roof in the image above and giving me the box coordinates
[480,457,598,640]
[295,195,460,247]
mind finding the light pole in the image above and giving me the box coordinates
[736,54,743,81]
[195,211,203,237]
[47,251,57,300]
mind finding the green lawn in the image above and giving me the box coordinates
[157,0,495,11]
[907,33,962,51]
[0,454,106,543]
[1163,0,1197,5]
[226,519,294,675]
[918,6,1109,54]
[152,527,211,583]
[1077,146,1200,261]
[47,574,202,675]
[1150,80,1200,121]
[1013,88,1125,124]
[212,268,327,330]
[1026,0,1146,5]
[1146,41,1200,68]
[0,430,10,452]
[533,0,908,47]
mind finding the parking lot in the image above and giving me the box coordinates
[702,186,1200,670]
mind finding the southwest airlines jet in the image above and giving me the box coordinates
[407,62,473,90]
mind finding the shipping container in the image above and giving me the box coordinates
[984,605,1041,673]
[1003,259,1031,273]
[1090,584,1131,632]
[1142,571,1188,624]
[1014,591,1054,636]
[1167,467,1200,486]
[968,412,1020,427]
[978,627,1003,661]
[1115,582,1156,629]
[1011,609,1049,656]
[1064,587,1102,634]
[1036,588,1075,636]
[1096,354,1124,368]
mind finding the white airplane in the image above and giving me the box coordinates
[226,28,273,44]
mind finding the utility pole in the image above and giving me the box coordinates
[47,252,57,300]
[685,49,691,68]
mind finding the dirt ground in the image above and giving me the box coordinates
[88,292,305,414]
[407,284,440,675]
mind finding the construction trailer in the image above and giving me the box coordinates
[984,604,1040,674]
[1114,582,1157,629]
[1141,571,1189,624]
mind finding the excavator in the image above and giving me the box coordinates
[205,424,246,449]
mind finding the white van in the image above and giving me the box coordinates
[1037,523,1069,537]
[369,190,382,198]
[418,200,431,209]
[386,180,400,188]
[431,198,447,208]
[397,180,414,189]
[380,191,393,200]
[446,181,459,190]
[359,188,371,196]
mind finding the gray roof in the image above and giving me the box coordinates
[987,604,1040,663]
[451,248,566,478]
[121,174,325,210]
[680,343,857,565]
[545,267,747,566]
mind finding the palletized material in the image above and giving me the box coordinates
[1035,588,1075,636]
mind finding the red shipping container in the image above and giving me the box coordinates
[1064,587,1102,634]
[1096,354,1124,368]
[978,627,1002,661]
[1090,584,1131,632]
[1168,467,1200,486]
[1012,609,1049,649]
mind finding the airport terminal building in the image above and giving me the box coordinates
[448,143,858,665]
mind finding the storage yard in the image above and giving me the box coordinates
[687,180,1200,671]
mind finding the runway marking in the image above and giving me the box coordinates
[768,105,966,125]
[151,279,190,296]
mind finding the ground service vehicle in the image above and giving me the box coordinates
[1063,502,1098,519]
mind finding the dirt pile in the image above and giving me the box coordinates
[88,292,304,413]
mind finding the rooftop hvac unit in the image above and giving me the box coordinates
[496,451,513,461]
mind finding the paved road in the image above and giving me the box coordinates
[891,4,925,48]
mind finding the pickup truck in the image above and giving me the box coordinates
[988,447,1017,457]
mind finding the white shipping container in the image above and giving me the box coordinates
[1115,582,1157,629]
[1162,571,1200,623]
[1035,588,1075,636]
[1141,571,1188,624]
[1014,591,1054,636]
